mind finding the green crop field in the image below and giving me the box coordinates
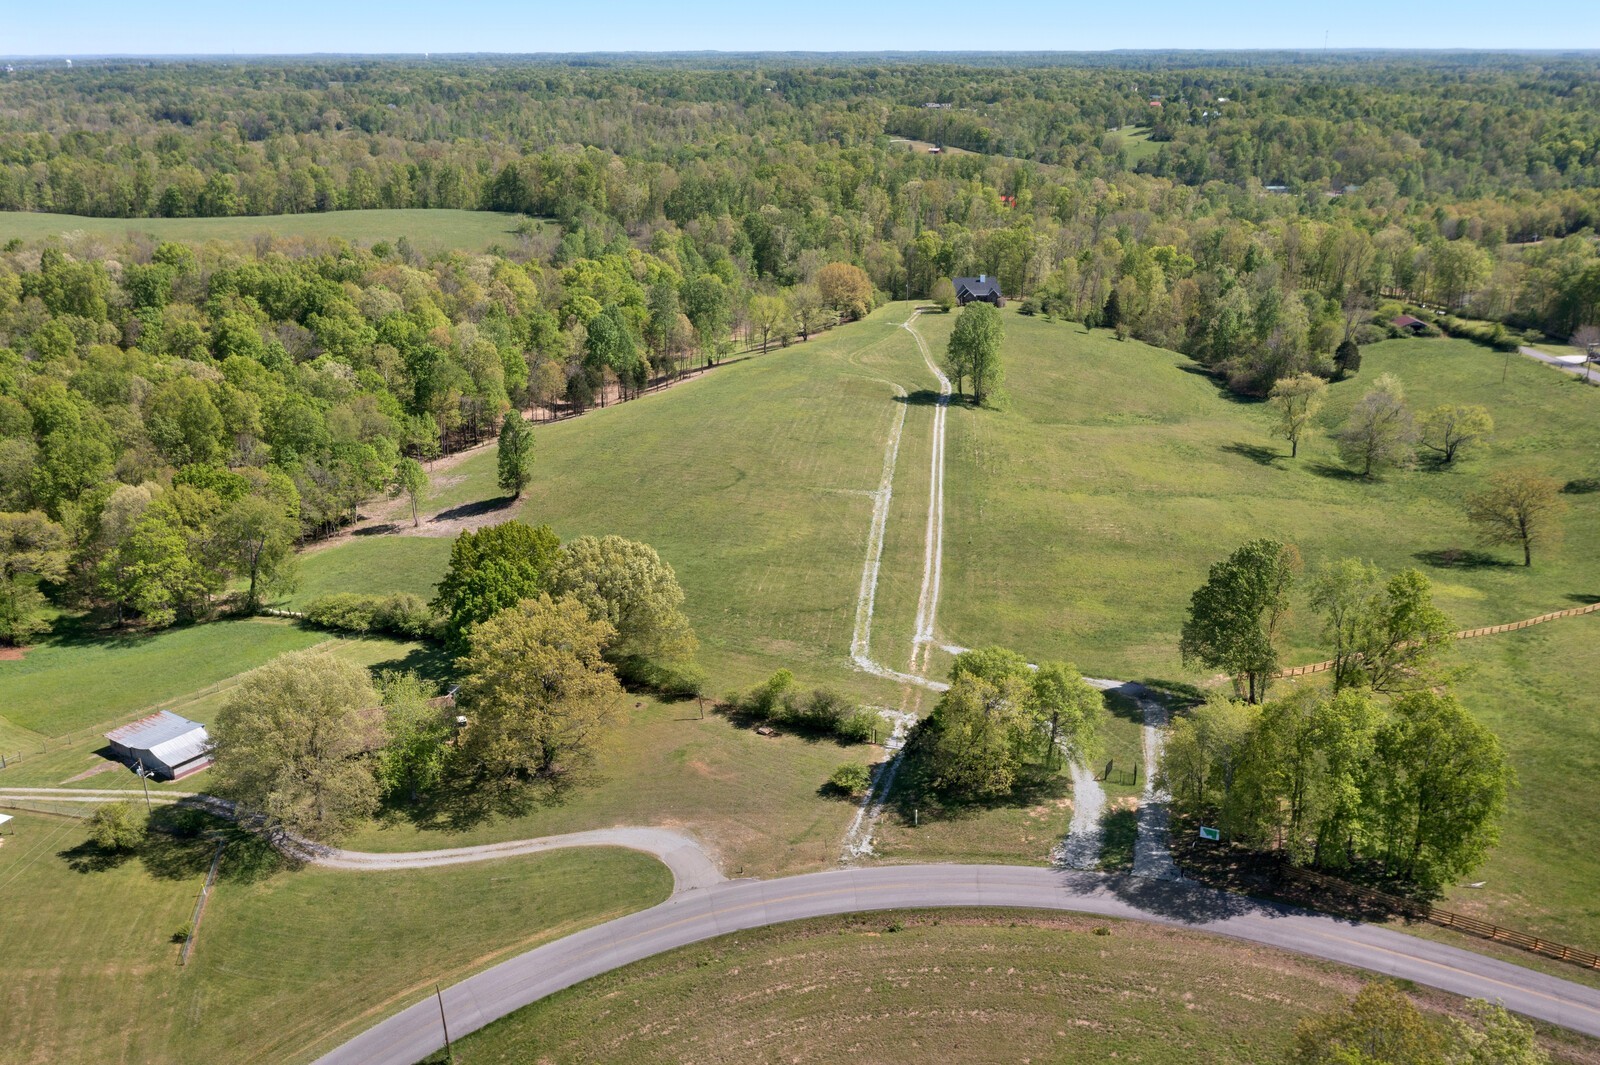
[0,209,539,253]
[442,909,1596,1065]
[0,809,670,1065]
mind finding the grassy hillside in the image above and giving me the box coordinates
[0,209,538,253]
[0,810,669,1065]
[911,310,1599,681]
[281,307,944,699]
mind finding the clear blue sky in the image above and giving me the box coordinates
[5,0,1598,55]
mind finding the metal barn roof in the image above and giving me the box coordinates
[106,711,207,755]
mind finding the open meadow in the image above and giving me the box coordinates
[441,909,1600,1065]
[290,304,1600,942]
[0,809,669,1065]
[0,209,538,254]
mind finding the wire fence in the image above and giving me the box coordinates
[1275,600,1600,679]
[1282,866,1600,971]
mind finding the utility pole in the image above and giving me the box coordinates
[136,758,151,812]
[435,984,453,1061]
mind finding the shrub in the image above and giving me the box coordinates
[305,593,437,640]
[735,673,874,743]
[373,593,434,638]
[829,762,872,795]
[639,659,708,699]
[792,688,851,733]
[838,710,878,744]
[1353,323,1387,346]
[88,801,147,852]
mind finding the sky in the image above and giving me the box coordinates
[4,0,1599,56]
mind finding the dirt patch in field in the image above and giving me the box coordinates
[0,646,26,661]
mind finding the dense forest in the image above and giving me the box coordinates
[0,54,1597,637]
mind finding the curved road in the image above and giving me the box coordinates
[314,863,1600,1065]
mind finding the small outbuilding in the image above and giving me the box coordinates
[1391,314,1428,334]
[105,711,212,781]
[954,275,1005,307]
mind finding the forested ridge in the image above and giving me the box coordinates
[0,54,1597,639]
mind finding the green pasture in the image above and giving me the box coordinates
[0,209,537,253]
[0,810,669,1065]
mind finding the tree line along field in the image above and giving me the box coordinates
[288,302,1598,942]
[0,808,670,1065]
[0,209,538,255]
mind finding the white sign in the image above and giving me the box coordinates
[1198,826,1220,841]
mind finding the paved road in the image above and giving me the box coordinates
[1519,345,1599,384]
[313,864,1600,1065]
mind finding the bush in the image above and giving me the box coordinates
[88,801,147,852]
[1436,315,1518,351]
[637,659,708,699]
[828,762,872,795]
[838,710,878,744]
[1352,323,1387,346]
[305,593,437,640]
[736,673,874,743]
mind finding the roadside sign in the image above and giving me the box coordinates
[1198,826,1220,841]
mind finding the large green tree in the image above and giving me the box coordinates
[1368,690,1511,891]
[0,510,68,645]
[496,413,536,499]
[1178,538,1298,703]
[210,650,385,841]
[1267,372,1327,459]
[432,520,563,652]
[547,534,698,679]
[945,302,1005,404]
[454,594,625,795]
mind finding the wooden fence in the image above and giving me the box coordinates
[1275,601,1600,679]
[1282,866,1600,971]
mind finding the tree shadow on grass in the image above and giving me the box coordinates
[58,840,134,874]
[1309,462,1367,482]
[1097,808,1138,873]
[893,389,945,407]
[1221,442,1283,467]
[374,768,591,835]
[1176,364,1263,405]
[1562,477,1600,495]
[361,639,454,683]
[140,803,298,884]
[428,496,518,526]
[1413,548,1515,571]
[1567,593,1600,605]
[352,522,402,537]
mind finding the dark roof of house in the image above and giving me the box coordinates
[954,276,1001,299]
[1392,314,1426,328]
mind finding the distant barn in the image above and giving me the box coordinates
[954,275,1004,307]
[105,711,212,781]
[1391,314,1428,334]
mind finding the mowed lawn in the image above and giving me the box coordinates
[449,910,1457,1065]
[0,634,430,790]
[0,617,333,739]
[284,536,454,611]
[343,697,875,879]
[289,307,942,699]
[0,208,538,253]
[1435,621,1600,947]
[0,810,670,1065]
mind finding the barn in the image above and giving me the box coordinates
[105,711,213,781]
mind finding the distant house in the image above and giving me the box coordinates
[927,145,942,154]
[105,711,212,781]
[999,194,1017,209]
[954,275,1004,307]
[1391,314,1428,334]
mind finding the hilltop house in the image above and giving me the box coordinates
[105,711,212,781]
[954,275,1004,307]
